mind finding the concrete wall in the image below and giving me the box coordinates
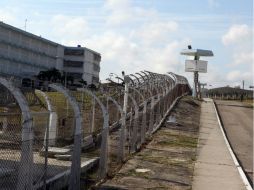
[0,22,60,77]
[83,49,100,85]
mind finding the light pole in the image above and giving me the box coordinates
[181,47,214,98]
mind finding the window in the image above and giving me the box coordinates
[93,63,100,72]
[69,72,83,79]
[64,60,83,68]
[64,48,84,56]
[93,53,101,62]
[92,76,99,83]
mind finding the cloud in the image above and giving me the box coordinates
[105,0,158,26]
[105,0,133,25]
[50,15,89,45]
[0,7,20,26]
[131,21,178,45]
[232,51,254,65]
[85,31,190,78]
[222,24,251,45]
[222,23,253,86]
[208,0,219,8]
[79,0,187,78]
[226,70,253,82]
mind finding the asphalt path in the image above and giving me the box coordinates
[215,100,253,185]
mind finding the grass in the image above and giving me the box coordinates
[138,154,189,167]
[155,132,198,148]
[157,136,197,148]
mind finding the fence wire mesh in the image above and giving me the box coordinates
[0,71,191,190]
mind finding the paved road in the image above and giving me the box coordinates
[215,100,253,184]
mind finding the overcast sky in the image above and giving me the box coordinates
[0,0,253,88]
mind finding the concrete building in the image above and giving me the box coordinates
[63,46,100,85]
[0,22,101,86]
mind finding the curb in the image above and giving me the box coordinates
[212,100,253,190]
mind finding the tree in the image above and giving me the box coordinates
[37,68,61,82]
[79,79,87,86]
[61,73,74,86]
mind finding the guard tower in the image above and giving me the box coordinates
[181,47,214,98]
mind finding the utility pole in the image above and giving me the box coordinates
[193,55,199,98]
[242,80,244,90]
[181,47,213,99]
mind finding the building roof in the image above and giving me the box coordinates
[65,46,101,55]
[0,21,59,47]
[180,49,214,57]
[0,21,100,55]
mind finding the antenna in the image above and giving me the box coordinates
[24,19,27,31]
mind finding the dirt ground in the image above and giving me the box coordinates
[215,100,253,184]
[97,96,201,190]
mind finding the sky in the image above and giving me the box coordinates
[0,0,253,89]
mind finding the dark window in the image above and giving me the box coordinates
[92,76,99,83]
[63,60,83,68]
[64,49,84,55]
[68,72,83,79]
[93,53,101,62]
[93,63,100,72]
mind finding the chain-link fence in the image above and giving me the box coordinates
[0,71,190,190]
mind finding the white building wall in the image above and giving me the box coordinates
[56,45,64,71]
[82,49,100,85]
[0,22,61,77]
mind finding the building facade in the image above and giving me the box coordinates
[63,46,100,85]
[0,22,101,86]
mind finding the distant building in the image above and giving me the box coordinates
[63,46,100,85]
[0,22,101,86]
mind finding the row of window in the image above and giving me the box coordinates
[67,72,83,79]
[0,38,57,59]
[63,60,83,68]
[64,49,84,56]
[93,54,101,62]
[92,76,99,83]
[0,55,48,70]
[0,57,42,76]
[63,60,100,73]
[93,63,100,72]
[64,48,101,62]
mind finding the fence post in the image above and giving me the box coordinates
[48,84,82,190]
[91,96,96,133]
[141,101,147,144]
[78,89,109,179]
[106,96,125,162]
[127,94,139,153]
[35,90,57,146]
[0,77,34,190]
[148,96,155,135]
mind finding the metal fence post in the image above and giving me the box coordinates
[79,89,109,179]
[141,101,147,144]
[35,90,57,146]
[49,84,82,190]
[0,77,34,190]
[148,96,155,135]
[106,96,125,162]
[91,96,96,133]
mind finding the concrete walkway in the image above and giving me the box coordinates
[192,98,246,190]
